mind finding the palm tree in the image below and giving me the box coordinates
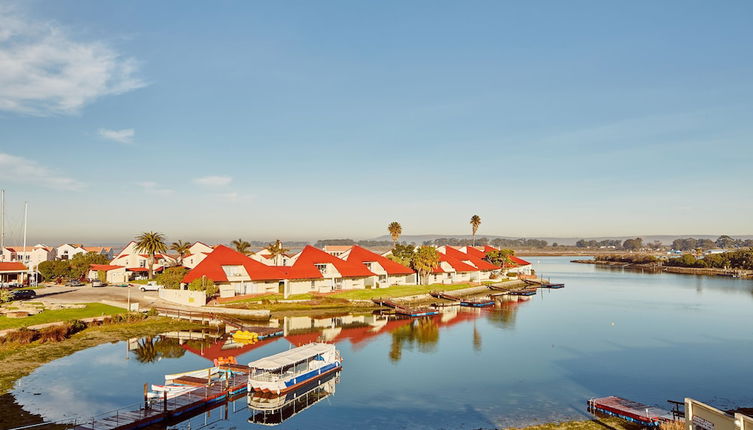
[135,231,167,280]
[388,221,402,247]
[411,246,440,285]
[231,238,252,255]
[266,240,289,266]
[170,240,191,266]
[470,215,481,246]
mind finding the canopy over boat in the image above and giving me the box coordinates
[248,343,335,370]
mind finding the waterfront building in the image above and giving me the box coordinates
[340,245,416,287]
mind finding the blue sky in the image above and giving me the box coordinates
[1,0,752,245]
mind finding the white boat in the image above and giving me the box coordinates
[164,366,220,383]
[148,384,199,399]
[247,343,342,394]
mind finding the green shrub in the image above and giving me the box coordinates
[146,307,159,317]
[506,272,518,277]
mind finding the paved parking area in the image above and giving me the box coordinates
[29,285,170,309]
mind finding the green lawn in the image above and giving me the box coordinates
[0,303,126,330]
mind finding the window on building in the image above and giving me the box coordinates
[315,264,327,274]
[139,260,146,268]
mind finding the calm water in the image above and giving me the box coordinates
[13,257,753,429]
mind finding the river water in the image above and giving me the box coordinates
[12,257,753,429]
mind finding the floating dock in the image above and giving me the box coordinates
[430,292,495,307]
[371,298,439,317]
[588,396,673,427]
[73,368,250,430]
[508,288,537,296]
[541,282,565,289]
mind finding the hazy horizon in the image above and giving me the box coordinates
[1,1,752,242]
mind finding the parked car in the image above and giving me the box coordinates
[66,280,84,287]
[0,282,19,289]
[91,280,107,287]
[139,281,162,292]
[11,289,37,300]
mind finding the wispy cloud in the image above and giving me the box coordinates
[0,152,84,190]
[216,191,254,202]
[98,128,134,144]
[0,8,146,116]
[194,175,232,186]
[136,181,173,196]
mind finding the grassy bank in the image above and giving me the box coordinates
[0,303,126,330]
[508,417,642,430]
[225,282,492,305]
[0,317,202,394]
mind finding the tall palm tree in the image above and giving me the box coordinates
[135,231,167,280]
[388,221,402,247]
[231,238,252,255]
[170,240,191,266]
[266,239,289,266]
[470,215,482,246]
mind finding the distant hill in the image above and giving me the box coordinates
[371,234,753,246]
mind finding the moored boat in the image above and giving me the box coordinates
[248,343,342,395]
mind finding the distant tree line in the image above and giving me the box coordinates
[422,237,548,248]
[313,239,397,248]
[595,254,659,264]
[576,239,622,248]
[671,235,753,251]
[665,249,753,270]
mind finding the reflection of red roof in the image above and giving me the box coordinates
[345,246,414,275]
[0,262,27,271]
[291,246,375,278]
[181,336,282,362]
[89,264,124,271]
[182,245,287,283]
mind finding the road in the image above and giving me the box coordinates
[29,284,171,310]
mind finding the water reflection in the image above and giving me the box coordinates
[131,336,187,363]
[247,371,340,425]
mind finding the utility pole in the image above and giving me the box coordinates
[1,189,4,258]
[23,201,28,285]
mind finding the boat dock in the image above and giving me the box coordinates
[508,288,537,296]
[430,291,495,307]
[73,368,250,430]
[588,396,673,427]
[541,282,565,289]
[371,298,439,317]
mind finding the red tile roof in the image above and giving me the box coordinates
[510,255,531,266]
[464,246,487,259]
[182,245,288,283]
[292,245,375,278]
[443,247,499,271]
[344,245,414,275]
[89,264,124,271]
[0,262,27,271]
[436,251,478,273]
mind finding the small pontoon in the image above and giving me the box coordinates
[248,343,342,395]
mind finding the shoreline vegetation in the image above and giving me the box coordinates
[0,316,203,395]
[573,253,753,279]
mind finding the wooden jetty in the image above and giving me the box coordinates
[487,284,510,292]
[588,396,674,427]
[523,279,543,286]
[73,368,250,430]
[429,291,495,307]
[371,298,438,317]
[541,282,565,289]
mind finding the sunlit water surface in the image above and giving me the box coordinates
[13,257,753,429]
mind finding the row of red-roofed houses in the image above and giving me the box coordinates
[86,240,533,298]
[175,243,531,299]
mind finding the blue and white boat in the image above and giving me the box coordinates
[247,343,342,395]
